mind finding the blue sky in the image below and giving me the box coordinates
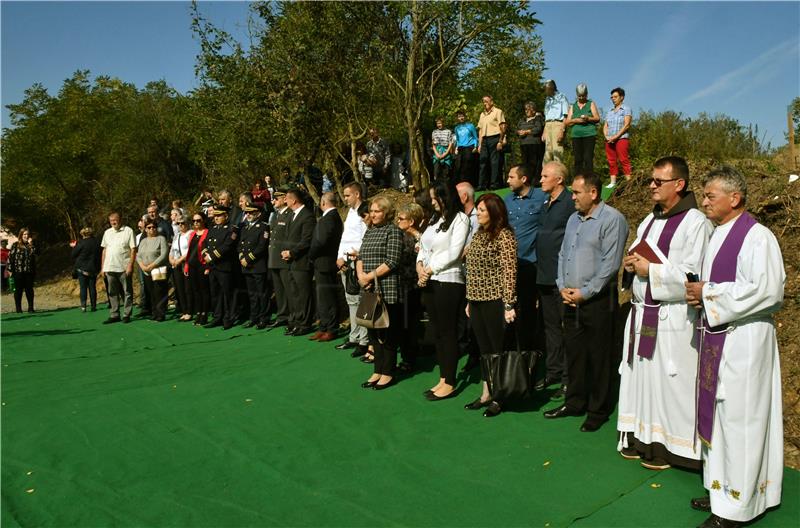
[2,1,798,147]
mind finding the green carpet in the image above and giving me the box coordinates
[2,308,797,527]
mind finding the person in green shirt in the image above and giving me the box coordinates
[565,83,600,176]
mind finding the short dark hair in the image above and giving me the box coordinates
[455,110,466,116]
[286,188,306,203]
[574,171,603,197]
[475,193,510,241]
[611,87,625,98]
[654,156,689,191]
[343,181,364,199]
[511,163,533,185]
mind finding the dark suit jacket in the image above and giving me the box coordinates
[283,206,316,272]
[268,208,292,270]
[309,209,344,274]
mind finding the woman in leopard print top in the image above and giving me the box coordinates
[464,193,517,417]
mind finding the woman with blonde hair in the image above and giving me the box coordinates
[71,227,102,312]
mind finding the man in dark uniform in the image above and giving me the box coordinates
[238,203,271,329]
[266,187,292,330]
[202,205,239,330]
[281,188,316,336]
[309,192,344,342]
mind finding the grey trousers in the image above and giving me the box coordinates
[341,274,368,345]
[106,271,133,319]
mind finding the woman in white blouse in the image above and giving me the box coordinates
[169,214,192,321]
[417,181,470,400]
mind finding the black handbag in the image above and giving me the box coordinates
[354,276,389,329]
[344,261,360,295]
[481,322,540,401]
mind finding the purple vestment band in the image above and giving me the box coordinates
[696,212,757,445]
[626,210,689,364]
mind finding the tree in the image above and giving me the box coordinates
[789,97,800,142]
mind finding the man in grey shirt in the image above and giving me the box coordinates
[544,171,628,433]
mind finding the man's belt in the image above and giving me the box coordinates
[546,119,564,122]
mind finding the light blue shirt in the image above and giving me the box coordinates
[557,201,628,299]
[544,92,570,121]
[454,122,478,148]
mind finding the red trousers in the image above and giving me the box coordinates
[605,139,631,177]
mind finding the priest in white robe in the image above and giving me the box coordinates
[685,166,784,528]
[617,156,712,471]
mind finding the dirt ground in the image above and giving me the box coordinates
[2,160,798,468]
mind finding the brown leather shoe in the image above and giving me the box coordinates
[316,331,336,342]
[308,331,324,341]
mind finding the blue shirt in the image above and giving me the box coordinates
[504,186,548,264]
[557,201,628,299]
[605,104,632,139]
[454,122,478,148]
[544,92,570,121]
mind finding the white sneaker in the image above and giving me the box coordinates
[605,182,617,189]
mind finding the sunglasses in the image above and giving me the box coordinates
[649,177,680,187]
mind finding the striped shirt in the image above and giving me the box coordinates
[431,128,454,148]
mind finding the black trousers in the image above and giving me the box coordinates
[458,295,479,360]
[173,269,190,315]
[270,268,290,324]
[314,268,339,333]
[368,302,404,376]
[537,284,567,384]
[572,136,596,175]
[288,269,313,330]
[433,161,451,182]
[143,275,169,320]
[12,272,34,312]
[425,281,466,386]
[520,143,545,185]
[398,288,422,365]
[187,265,210,315]
[244,273,270,324]
[516,262,539,351]
[453,148,477,185]
[563,286,618,424]
[478,135,504,189]
[469,300,506,382]
[77,273,98,309]
[209,269,236,324]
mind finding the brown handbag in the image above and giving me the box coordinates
[355,275,389,329]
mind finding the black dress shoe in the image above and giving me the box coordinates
[122,316,132,324]
[284,327,296,336]
[483,401,502,418]
[103,317,121,325]
[464,398,490,410]
[361,380,378,389]
[204,320,223,329]
[697,514,741,528]
[425,391,456,402]
[543,405,584,419]
[550,384,567,400]
[360,355,374,364]
[241,321,256,329]
[534,376,559,391]
[373,378,396,391]
[292,327,312,336]
[335,340,358,350]
[351,344,369,358]
[580,418,608,432]
[266,320,287,330]
[222,322,234,330]
[690,496,711,512]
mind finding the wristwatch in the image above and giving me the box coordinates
[504,303,514,311]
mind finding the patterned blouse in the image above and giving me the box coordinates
[465,228,517,305]
[358,222,404,304]
[8,242,36,274]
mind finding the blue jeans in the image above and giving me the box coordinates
[77,273,98,309]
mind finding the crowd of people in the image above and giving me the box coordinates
[7,84,785,528]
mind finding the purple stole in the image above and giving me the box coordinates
[696,212,758,446]
[626,210,689,365]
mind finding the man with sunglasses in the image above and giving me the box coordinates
[617,156,712,471]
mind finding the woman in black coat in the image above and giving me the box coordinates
[70,227,102,312]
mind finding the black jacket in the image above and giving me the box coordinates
[71,237,102,275]
[268,208,292,270]
[309,209,344,273]
[204,223,239,272]
[283,206,316,272]
[238,219,269,274]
